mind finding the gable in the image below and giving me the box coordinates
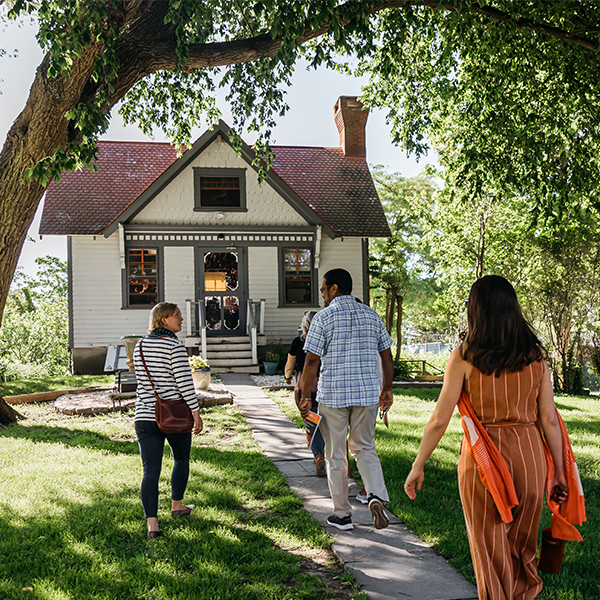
[132,138,309,229]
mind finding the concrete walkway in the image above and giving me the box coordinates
[220,374,478,600]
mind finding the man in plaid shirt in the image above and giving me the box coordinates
[301,268,394,531]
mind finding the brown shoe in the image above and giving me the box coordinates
[171,504,195,517]
[315,453,326,477]
[147,529,162,540]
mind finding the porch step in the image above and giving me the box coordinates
[208,336,251,344]
[209,357,255,367]
[185,335,267,347]
[212,365,260,374]
[207,343,251,352]
[207,350,253,360]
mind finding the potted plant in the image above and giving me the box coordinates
[263,351,281,375]
[188,355,211,390]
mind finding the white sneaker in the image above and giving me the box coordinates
[356,491,368,504]
[347,477,358,492]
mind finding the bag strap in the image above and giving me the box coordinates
[138,341,161,403]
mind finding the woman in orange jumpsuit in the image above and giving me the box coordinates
[404,275,568,600]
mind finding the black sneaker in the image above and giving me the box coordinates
[326,514,354,530]
[368,495,390,530]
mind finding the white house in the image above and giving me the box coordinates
[40,96,391,374]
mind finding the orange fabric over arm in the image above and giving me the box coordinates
[457,391,519,523]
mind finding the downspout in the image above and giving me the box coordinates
[118,223,126,270]
[314,225,322,269]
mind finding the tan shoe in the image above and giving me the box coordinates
[315,453,326,477]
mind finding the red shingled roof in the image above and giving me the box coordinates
[40,138,391,238]
[41,141,178,235]
[270,146,389,237]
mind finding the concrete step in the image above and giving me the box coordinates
[212,365,260,374]
[208,336,251,344]
[207,350,253,359]
[207,343,251,352]
[209,357,255,367]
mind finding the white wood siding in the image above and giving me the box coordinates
[248,246,305,343]
[317,237,364,300]
[71,236,150,346]
[247,238,364,344]
[132,139,308,228]
[164,246,195,332]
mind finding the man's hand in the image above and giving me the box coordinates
[379,389,393,412]
[299,397,312,419]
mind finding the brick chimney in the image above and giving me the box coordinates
[334,96,369,158]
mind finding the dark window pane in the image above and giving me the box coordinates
[283,248,312,304]
[200,176,241,207]
[204,252,238,291]
[128,248,158,305]
[224,296,240,331]
[205,296,222,330]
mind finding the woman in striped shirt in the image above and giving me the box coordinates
[404,275,568,599]
[133,302,203,540]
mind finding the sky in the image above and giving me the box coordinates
[0,12,434,279]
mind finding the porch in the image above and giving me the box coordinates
[184,298,267,374]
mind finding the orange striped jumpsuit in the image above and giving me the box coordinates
[459,361,547,600]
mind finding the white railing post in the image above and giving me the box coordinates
[186,299,192,337]
[251,328,258,364]
[198,301,207,360]
[259,299,265,335]
[201,328,207,361]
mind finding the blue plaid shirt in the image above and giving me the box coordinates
[303,295,393,408]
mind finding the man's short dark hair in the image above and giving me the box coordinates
[323,268,353,294]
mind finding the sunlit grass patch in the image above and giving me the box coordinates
[0,402,361,600]
[267,386,600,599]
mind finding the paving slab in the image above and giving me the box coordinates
[220,373,478,600]
[272,459,317,477]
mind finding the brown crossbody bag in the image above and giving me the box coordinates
[138,340,194,434]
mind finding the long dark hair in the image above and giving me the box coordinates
[460,275,546,376]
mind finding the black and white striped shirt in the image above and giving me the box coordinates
[133,336,200,422]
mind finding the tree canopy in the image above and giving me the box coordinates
[1,0,600,328]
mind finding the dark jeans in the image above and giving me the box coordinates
[135,420,192,519]
[311,425,325,457]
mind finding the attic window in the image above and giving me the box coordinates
[194,168,247,212]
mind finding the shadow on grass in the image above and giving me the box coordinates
[0,422,139,454]
[0,424,336,600]
[0,484,329,600]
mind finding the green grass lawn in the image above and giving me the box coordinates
[0,374,114,397]
[0,401,365,600]
[267,387,599,600]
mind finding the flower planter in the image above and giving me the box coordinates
[263,361,279,375]
[192,368,211,390]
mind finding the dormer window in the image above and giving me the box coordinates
[194,168,247,212]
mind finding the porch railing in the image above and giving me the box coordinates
[185,299,207,360]
[185,298,264,364]
[246,299,265,365]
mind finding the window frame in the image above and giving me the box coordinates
[193,167,247,212]
[122,246,163,309]
[278,245,319,308]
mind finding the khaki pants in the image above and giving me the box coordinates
[319,403,389,518]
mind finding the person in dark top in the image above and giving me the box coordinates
[284,311,326,476]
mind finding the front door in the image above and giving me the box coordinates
[196,248,247,335]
